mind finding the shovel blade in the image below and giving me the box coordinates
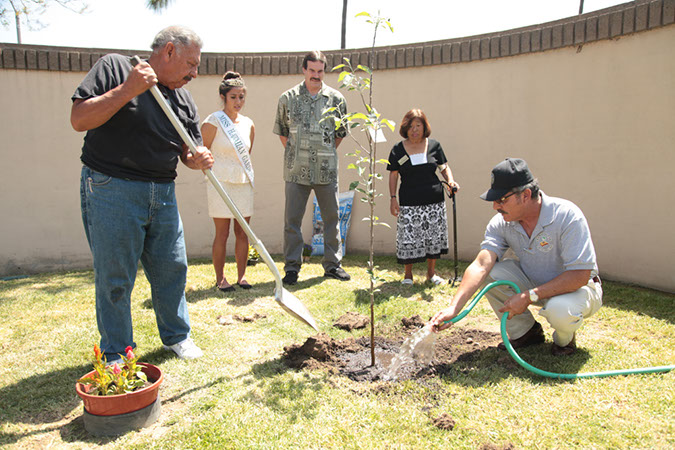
[275,287,319,332]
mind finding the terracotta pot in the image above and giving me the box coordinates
[75,363,163,416]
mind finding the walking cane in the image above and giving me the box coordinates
[449,186,461,287]
[441,181,461,287]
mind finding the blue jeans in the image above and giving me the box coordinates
[80,166,191,357]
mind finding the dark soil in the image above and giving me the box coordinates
[218,313,267,325]
[282,316,502,382]
[432,413,456,430]
[479,443,516,450]
[333,312,369,331]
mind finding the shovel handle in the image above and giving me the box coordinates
[129,55,283,283]
[130,56,200,158]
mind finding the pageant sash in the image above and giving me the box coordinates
[213,111,254,187]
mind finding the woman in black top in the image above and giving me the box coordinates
[387,109,459,285]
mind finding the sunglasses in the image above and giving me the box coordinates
[495,191,518,205]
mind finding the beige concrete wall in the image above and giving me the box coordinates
[1,24,673,291]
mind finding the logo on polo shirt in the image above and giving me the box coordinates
[536,233,552,253]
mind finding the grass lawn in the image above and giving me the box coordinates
[0,254,673,449]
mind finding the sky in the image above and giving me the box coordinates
[0,0,628,52]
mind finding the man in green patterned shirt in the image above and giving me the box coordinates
[273,50,350,285]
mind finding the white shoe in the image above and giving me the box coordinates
[163,337,203,360]
[428,275,444,285]
[401,278,413,285]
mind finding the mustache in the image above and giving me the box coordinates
[183,75,194,81]
[310,77,321,81]
[497,209,506,214]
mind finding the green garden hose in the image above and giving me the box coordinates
[448,280,675,379]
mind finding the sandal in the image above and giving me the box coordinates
[217,282,235,292]
[236,281,252,290]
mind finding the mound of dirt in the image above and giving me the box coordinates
[432,413,456,430]
[334,312,369,331]
[401,315,426,329]
[281,316,502,382]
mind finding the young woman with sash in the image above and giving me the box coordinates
[201,72,256,292]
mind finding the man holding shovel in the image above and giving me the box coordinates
[70,26,213,362]
[431,158,602,356]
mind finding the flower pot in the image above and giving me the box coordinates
[76,363,163,435]
[76,363,163,416]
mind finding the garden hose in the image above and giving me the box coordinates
[447,280,675,379]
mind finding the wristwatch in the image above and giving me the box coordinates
[528,289,539,303]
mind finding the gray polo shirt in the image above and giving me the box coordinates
[481,192,598,286]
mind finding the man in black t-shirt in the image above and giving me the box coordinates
[71,26,213,363]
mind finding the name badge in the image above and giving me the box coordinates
[398,155,409,165]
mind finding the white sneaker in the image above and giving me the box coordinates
[428,275,444,285]
[163,337,203,360]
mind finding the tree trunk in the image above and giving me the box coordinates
[15,11,22,44]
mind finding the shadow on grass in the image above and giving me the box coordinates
[0,348,190,446]
[430,344,593,385]
[0,271,94,299]
[601,280,675,325]
[352,280,439,306]
[244,360,327,422]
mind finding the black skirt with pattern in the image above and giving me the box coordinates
[396,201,449,264]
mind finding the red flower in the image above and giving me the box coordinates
[94,344,101,359]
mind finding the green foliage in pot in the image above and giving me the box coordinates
[77,344,148,396]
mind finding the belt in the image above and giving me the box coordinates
[592,275,601,285]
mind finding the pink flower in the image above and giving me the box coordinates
[126,348,135,360]
[112,363,122,375]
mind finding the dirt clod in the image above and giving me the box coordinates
[479,443,516,450]
[432,413,456,430]
[401,315,426,329]
[334,312,369,331]
[217,313,267,325]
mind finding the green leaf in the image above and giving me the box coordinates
[332,64,346,71]
[377,159,390,165]
[349,181,360,190]
[381,119,396,132]
[349,113,369,121]
[355,11,371,18]
[356,65,373,75]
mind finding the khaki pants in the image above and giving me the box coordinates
[283,181,342,273]
[484,259,603,346]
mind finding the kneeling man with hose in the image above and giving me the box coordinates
[431,158,602,356]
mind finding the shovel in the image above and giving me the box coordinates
[131,56,318,332]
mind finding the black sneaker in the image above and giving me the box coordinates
[497,321,545,351]
[282,271,298,285]
[324,267,351,281]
